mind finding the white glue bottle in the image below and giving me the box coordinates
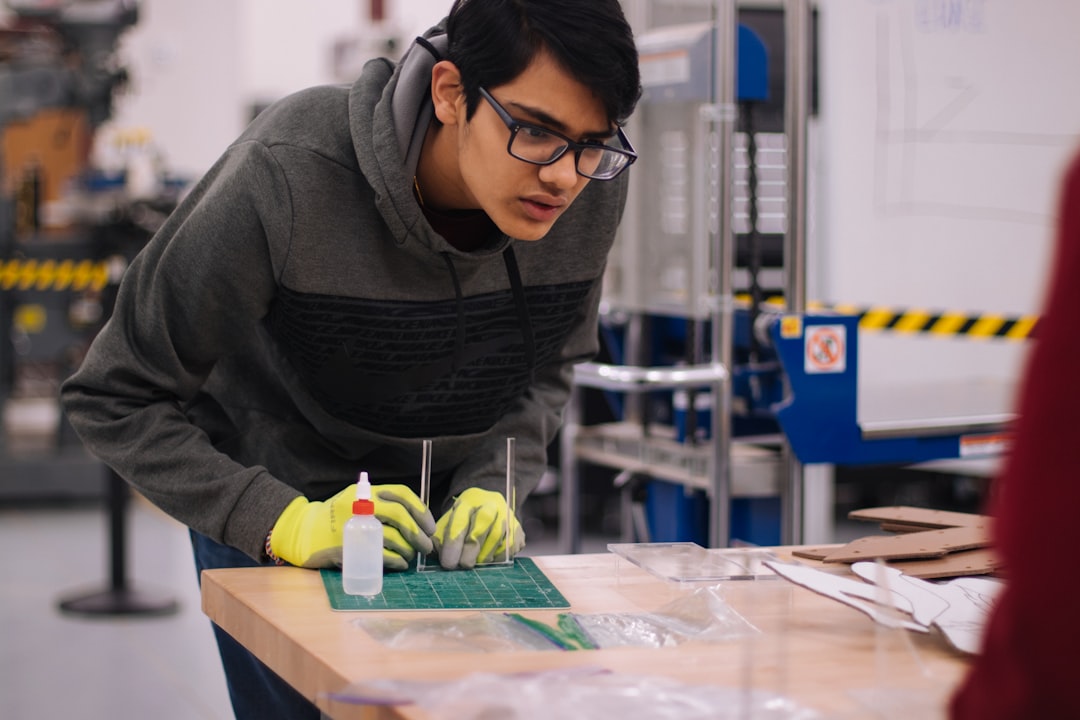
[342,472,383,596]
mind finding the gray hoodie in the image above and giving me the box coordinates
[60,25,629,562]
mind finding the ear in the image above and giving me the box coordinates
[431,60,465,126]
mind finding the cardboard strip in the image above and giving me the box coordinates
[878,522,947,534]
[791,546,837,561]
[848,505,989,529]
[884,548,1001,580]
[823,525,990,563]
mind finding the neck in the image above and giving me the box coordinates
[415,122,471,212]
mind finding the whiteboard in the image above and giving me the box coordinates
[812,0,1080,386]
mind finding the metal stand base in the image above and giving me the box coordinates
[58,587,178,617]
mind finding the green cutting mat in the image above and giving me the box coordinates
[320,557,570,611]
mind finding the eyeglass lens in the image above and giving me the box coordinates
[510,127,628,179]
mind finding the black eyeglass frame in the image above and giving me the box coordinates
[478,87,637,181]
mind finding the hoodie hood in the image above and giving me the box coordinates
[347,23,508,262]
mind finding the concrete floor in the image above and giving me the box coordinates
[1,500,234,719]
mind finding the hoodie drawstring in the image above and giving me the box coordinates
[439,247,537,384]
[440,253,467,376]
[502,246,537,384]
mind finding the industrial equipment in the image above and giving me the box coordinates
[560,0,1019,555]
[0,0,156,499]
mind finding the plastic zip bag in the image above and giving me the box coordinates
[326,666,822,720]
[353,585,759,652]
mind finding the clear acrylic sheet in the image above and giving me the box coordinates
[609,542,780,582]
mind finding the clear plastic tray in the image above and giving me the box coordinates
[608,542,779,582]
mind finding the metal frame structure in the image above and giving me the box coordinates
[560,0,814,552]
[780,0,812,544]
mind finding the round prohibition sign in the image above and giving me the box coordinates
[804,325,846,373]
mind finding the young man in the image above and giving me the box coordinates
[61,0,640,718]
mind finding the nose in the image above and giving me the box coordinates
[537,151,580,189]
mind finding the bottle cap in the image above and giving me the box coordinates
[352,498,374,515]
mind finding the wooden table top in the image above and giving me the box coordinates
[201,550,974,719]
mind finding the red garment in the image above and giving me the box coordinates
[950,151,1080,719]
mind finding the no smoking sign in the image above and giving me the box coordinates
[804,324,847,374]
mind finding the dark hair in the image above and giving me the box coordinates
[445,0,641,126]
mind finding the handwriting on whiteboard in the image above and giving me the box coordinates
[915,0,987,33]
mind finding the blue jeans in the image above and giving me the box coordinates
[191,531,321,720]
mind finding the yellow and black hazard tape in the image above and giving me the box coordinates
[0,258,111,292]
[817,303,1038,341]
[735,294,1038,341]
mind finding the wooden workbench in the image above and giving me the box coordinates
[201,550,974,719]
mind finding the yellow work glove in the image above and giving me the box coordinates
[372,484,437,570]
[269,483,436,570]
[432,487,526,570]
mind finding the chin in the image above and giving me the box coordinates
[513,228,551,242]
[495,219,553,242]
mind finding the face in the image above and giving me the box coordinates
[431,49,612,242]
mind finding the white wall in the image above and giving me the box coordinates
[814,0,1080,390]
[107,1,244,178]
[240,0,363,109]
[107,0,453,178]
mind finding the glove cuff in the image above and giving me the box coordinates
[269,496,309,566]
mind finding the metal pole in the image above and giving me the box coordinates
[558,385,582,553]
[57,466,178,617]
[709,0,738,549]
[782,0,812,544]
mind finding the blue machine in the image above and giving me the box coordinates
[631,309,785,547]
[768,313,1011,466]
[641,308,1014,544]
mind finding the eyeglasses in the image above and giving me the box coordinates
[479,87,637,181]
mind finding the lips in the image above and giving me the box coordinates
[521,195,565,222]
